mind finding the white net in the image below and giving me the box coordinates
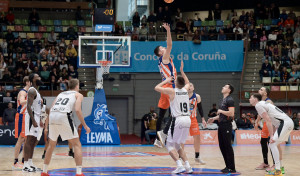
[96,61,112,89]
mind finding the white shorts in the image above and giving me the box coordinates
[25,113,43,139]
[167,116,191,144]
[49,111,78,141]
[273,119,294,144]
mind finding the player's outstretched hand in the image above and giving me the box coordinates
[202,118,207,128]
[165,76,173,84]
[162,23,170,31]
[84,125,91,134]
[207,118,214,124]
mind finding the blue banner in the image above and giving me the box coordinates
[110,41,244,72]
[80,89,121,145]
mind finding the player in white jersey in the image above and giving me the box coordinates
[249,93,294,176]
[41,79,91,176]
[155,60,192,174]
[23,73,44,172]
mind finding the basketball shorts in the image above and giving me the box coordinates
[15,113,26,138]
[261,121,269,139]
[25,113,42,139]
[189,116,200,136]
[158,84,173,109]
[167,116,191,144]
[273,119,294,144]
[49,111,78,141]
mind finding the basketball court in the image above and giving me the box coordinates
[0,144,299,175]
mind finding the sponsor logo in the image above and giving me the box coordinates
[93,104,115,130]
[240,133,261,140]
[0,129,15,137]
[292,135,300,140]
[87,132,113,144]
[203,133,213,140]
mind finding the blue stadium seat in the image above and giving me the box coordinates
[265,25,271,31]
[2,25,7,31]
[54,20,62,26]
[31,26,39,32]
[271,19,280,25]
[55,26,63,32]
[12,32,19,38]
[77,20,85,26]
[194,21,201,27]
[216,20,223,26]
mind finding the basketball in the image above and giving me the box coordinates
[164,0,174,3]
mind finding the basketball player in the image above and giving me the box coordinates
[154,60,193,174]
[23,73,44,172]
[12,76,30,170]
[153,23,177,148]
[182,82,206,164]
[249,93,294,175]
[207,84,236,173]
[41,79,91,176]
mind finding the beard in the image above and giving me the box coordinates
[36,79,44,86]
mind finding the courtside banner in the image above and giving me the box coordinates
[186,130,219,145]
[110,41,244,72]
[236,130,261,145]
[0,1,9,12]
[290,130,300,144]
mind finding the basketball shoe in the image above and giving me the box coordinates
[185,166,193,174]
[154,139,162,148]
[266,169,282,176]
[195,157,206,165]
[171,166,186,174]
[157,130,167,147]
[12,162,23,170]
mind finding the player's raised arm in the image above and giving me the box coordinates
[180,60,190,90]
[162,23,172,62]
[27,88,37,127]
[154,77,174,96]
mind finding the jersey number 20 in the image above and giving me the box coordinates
[55,98,69,106]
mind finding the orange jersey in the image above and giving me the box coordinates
[189,93,200,136]
[261,121,270,138]
[15,89,27,138]
[158,57,177,88]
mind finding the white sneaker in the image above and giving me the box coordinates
[185,166,193,174]
[172,166,186,174]
[30,165,42,172]
[22,166,35,172]
[195,157,206,165]
[157,130,167,147]
[154,139,162,148]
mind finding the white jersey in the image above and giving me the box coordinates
[26,87,42,117]
[51,91,76,113]
[170,88,190,118]
[255,101,292,127]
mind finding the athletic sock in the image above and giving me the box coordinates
[76,166,82,174]
[176,160,183,167]
[14,158,18,164]
[195,152,199,158]
[22,158,24,164]
[23,161,29,168]
[69,149,73,153]
[28,159,33,166]
[43,164,48,173]
[43,150,46,155]
[185,161,191,168]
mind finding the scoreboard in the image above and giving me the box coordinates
[94,8,115,25]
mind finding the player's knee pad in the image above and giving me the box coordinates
[174,143,182,151]
[166,141,175,152]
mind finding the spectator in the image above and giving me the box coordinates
[175,18,186,34]
[36,59,43,71]
[59,38,67,48]
[0,39,7,55]
[5,29,14,42]
[67,24,77,40]
[132,12,140,28]
[233,24,243,34]
[234,30,242,40]
[24,36,33,54]
[66,44,77,57]
[40,66,50,82]
[6,10,15,25]
[125,29,132,36]
[279,9,288,21]
[250,31,259,51]
[291,44,300,64]
[148,22,156,41]
[213,3,221,20]
[50,75,59,90]
[208,26,217,40]
[0,12,7,24]
[141,15,147,26]
[49,45,58,63]
[163,6,172,25]
[145,112,157,144]
[2,67,12,81]
[288,10,296,21]
[147,11,157,23]
[2,103,16,126]
[208,103,217,117]
[48,30,57,46]
[254,3,266,20]
[294,29,300,46]
[43,38,50,48]
[11,86,18,101]
[14,36,24,53]
[175,8,182,22]
[278,18,285,30]
[192,30,201,43]
[28,9,41,26]
[284,16,295,32]
[52,61,60,72]
[288,67,300,85]
[39,45,50,60]
[34,36,43,53]
[236,113,252,130]
[269,3,280,19]
[75,6,82,20]
[217,29,226,40]
[131,27,139,41]
[268,30,277,46]
[58,52,68,63]
[293,112,300,130]
[140,107,155,144]
[0,86,5,97]
[276,29,285,44]
[0,55,6,79]
[68,65,78,79]
[259,59,272,81]
[59,60,68,71]
[280,66,291,82]
[156,7,164,32]
[286,29,294,46]
[6,58,15,73]
[260,31,267,50]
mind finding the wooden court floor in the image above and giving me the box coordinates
[0,144,299,176]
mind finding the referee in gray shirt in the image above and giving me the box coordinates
[3,103,16,126]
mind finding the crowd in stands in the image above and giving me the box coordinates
[0,9,81,91]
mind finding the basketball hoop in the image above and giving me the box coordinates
[98,60,112,74]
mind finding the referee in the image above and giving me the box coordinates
[208,84,236,173]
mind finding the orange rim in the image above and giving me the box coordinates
[98,61,112,66]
